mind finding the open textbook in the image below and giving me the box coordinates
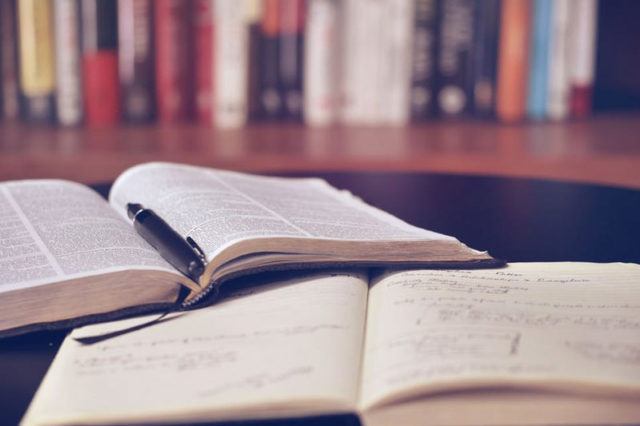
[0,162,497,337]
[22,263,640,426]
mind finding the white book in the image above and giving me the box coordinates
[340,0,366,124]
[214,0,249,128]
[568,0,598,89]
[53,0,83,126]
[304,0,342,126]
[546,0,570,120]
[379,0,413,124]
[340,0,412,125]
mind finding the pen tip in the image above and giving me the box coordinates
[127,203,144,220]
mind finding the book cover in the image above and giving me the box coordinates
[410,0,438,121]
[194,0,214,125]
[259,0,282,120]
[81,0,120,126]
[17,0,56,124]
[546,0,570,120]
[380,0,413,124]
[246,0,263,121]
[155,0,194,123]
[118,0,156,123]
[568,0,598,118]
[278,0,305,121]
[214,0,249,128]
[472,0,500,118]
[436,0,476,118]
[0,0,20,120]
[54,0,83,126]
[304,0,343,126]
[496,0,531,122]
[527,0,552,120]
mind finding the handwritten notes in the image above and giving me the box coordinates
[22,272,368,426]
[360,263,640,409]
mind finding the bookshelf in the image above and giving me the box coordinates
[1,113,639,188]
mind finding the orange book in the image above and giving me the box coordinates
[496,0,531,122]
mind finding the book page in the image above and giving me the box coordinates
[0,180,175,294]
[359,263,640,409]
[109,163,455,261]
[22,272,369,426]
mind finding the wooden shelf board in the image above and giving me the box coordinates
[1,113,639,188]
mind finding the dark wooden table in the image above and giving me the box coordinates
[2,172,640,426]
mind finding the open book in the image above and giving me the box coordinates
[0,162,496,337]
[22,262,640,426]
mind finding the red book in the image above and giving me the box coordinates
[194,0,214,125]
[81,0,120,126]
[155,0,193,123]
[83,52,120,126]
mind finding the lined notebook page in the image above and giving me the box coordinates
[360,263,640,409]
[22,272,368,426]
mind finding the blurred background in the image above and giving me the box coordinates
[1,0,639,187]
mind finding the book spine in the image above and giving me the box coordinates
[194,0,214,125]
[527,0,552,120]
[546,0,570,120]
[54,0,83,126]
[496,0,531,122]
[246,0,263,121]
[118,0,155,123]
[568,0,598,118]
[410,0,438,121]
[81,0,120,126]
[1,0,20,120]
[214,0,249,128]
[304,0,342,126]
[472,0,500,118]
[155,0,193,123]
[436,0,476,118]
[340,0,367,124]
[278,0,305,121]
[259,0,282,120]
[380,0,413,124]
[17,0,56,124]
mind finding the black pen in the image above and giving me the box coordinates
[127,203,206,282]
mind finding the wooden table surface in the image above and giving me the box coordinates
[1,171,640,425]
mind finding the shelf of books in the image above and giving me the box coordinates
[1,0,639,187]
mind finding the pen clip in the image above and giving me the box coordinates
[186,236,207,262]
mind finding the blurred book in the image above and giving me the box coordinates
[54,0,83,126]
[118,0,156,123]
[18,0,56,124]
[155,0,193,123]
[1,0,20,121]
[496,0,530,122]
[81,0,120,126]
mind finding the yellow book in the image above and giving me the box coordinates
[18,0,55,95]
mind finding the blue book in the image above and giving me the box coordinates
[527,0,552,119]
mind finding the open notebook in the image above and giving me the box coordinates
[22,262,640,426]
[0,162,498,337]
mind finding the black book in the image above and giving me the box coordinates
[278,0,305,121]
[435,0,476,118]
[259,0,283,120]
[410,0,438,121]
[472,0,500,117]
